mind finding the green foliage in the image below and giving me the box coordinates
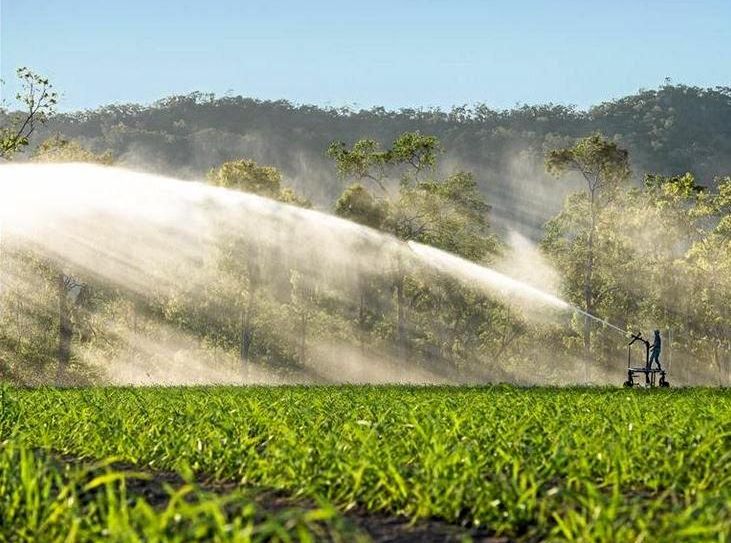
[277,186,312,209]
[0,440,358,542]
[546,133,630,201]
[543,154,731,381]
[389,171,496,260]
[677,178,731,381]
[0,68,57,159]
[2,386,729,541]
[543,134,634,354]
[31,135,114,164]
[387,131,440,183]
[207,159,283,197]
[328,131,440,194]
[207,159,310,207]
[327,139,391,193]
[330,132,495,260]
[327,133,500,365]
[334,184,389,229]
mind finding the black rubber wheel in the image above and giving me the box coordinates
[660,379,670,388]
[623,380,634,388]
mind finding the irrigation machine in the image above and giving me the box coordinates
[624,332,670,388]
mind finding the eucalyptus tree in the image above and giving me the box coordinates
[330,132,497,364]
[30,138,114,384]
[328,131,440,197]
[31,135,113,165]
[681,177,731,383]
[0,69,56,381]
[0,138,113,384]
[334,184,389,352]
[0,68,57,160]
[544,134,631,355]
[206,159,309,369]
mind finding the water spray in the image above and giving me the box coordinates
[406,241,570,310]
[571,308,626,336]
[406,241,628,336]
[0,163,638,385]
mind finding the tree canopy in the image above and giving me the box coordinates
[14,83,729,230]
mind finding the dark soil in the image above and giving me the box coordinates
[59,454,506,542]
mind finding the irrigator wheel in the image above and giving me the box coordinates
[623,380,634,388]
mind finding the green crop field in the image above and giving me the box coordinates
[1,386,729,542]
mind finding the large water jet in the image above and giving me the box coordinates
[0,162,622,384]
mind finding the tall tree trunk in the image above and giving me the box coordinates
[132,299,139,335]
[712,345,721,387]
[240,250,259,374]
[0,227,8,382]
[56,273,71,386]
[359,285,367,356]
[299,310,307,365]
[582,192,597,382]
[239,295,254,370]
[584,197,596,350]
[395,273,407,363]
[723,331,731,386]
[711,335,730,386]
[15,299,23,346]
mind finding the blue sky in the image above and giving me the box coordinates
[1,0,729,112]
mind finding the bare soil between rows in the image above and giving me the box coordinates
[57,454,507,542]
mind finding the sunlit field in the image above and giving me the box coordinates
[1,385,729,541]
[2,3,731,541]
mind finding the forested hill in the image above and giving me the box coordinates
[34,84,731,232]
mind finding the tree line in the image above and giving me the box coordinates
[0,69,729,385]
[3,78,730,230]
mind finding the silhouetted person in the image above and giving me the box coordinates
[649,329,662,370]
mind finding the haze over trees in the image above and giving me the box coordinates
[0,71,729,385]
[7,83,729,234]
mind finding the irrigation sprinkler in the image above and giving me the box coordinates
[623,331,670,388]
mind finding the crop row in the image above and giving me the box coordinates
[0,440,360,542]
[1,386,729,541]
